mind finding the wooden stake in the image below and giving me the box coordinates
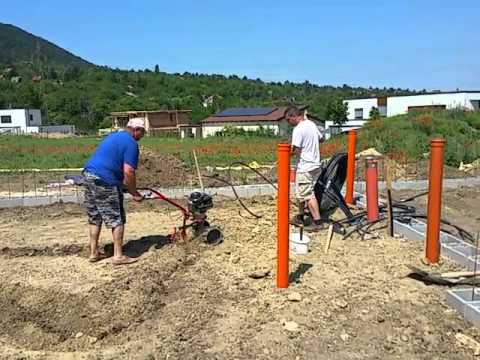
[324,224,334,254]
[386,159,394,237]
[192,150,204,192]
[441,271,480,279]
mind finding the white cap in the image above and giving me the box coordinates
[127,117,146,129]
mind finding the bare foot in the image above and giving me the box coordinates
[89,251,108,263]
[111,255,139,265]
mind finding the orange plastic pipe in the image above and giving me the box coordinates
[277,143,290,288]
[426,138,446,264]
[365,156,379,221]
[345,130,356,204]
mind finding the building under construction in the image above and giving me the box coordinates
[110,110,201,138]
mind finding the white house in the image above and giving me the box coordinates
[324,91,480,138]
[0,109,42,134]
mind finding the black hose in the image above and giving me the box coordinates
[398,191,429,203]
[227,161,278,190]
[207,161,474,244]
[201,160,279,219]
[203,174,262,219]
[409,214,475,242]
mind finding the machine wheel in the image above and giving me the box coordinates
[191,221,222,245]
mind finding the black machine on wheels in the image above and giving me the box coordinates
[187,191,223,244]
[294,153,355,231]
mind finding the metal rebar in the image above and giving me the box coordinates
[33,171,37,198]
[33,143,36,197]
[8,172,11,199]
[472,232,480,301]
[45,171,49,197]
[58,171,62,198]
[22,170,25,199]
[74,171,79,200]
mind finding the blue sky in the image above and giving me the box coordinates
[2,0,479,90]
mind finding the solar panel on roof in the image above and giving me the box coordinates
[217,107,277,117]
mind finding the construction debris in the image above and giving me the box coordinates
[248,268,271,279]
[356,148,382,158]
[287,292,302,302]
[407,266,480,286]
[207,161,275,172]
[459,159,480,173]
[283,321,300,333]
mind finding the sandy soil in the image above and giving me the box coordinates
[1,197,480,359]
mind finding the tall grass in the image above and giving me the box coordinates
[0,135,281,169]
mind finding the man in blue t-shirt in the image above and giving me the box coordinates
[83,117,145,265]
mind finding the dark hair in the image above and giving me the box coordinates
[284,106,302,119]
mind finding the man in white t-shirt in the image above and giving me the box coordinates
[285,106,325,231]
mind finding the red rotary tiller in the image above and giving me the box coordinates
[139,188,223,245]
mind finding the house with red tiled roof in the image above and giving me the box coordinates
[201,107,322,138]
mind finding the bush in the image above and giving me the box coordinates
[326,110,480,166]
[215,125,278,138]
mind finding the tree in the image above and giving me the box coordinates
[2,55,418,130]
[369,106,380,120]
[17,84,42,108]
[48,67,58,80]
[325,99,349,125]
[63,66,82,81]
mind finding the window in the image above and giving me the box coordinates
[29,114,34,121]
[354,108,363,120]
[1,115,12,124]
[378,106,387,117]
[471,100,480,111]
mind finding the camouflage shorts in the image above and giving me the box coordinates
[83,171,126,228]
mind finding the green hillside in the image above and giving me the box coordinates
[0,23,92,68]
[0,23,416,131]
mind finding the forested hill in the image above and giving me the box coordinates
[0,23,417,131]
[0,23,92,68]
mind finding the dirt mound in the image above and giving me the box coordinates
[137,149,192,188]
